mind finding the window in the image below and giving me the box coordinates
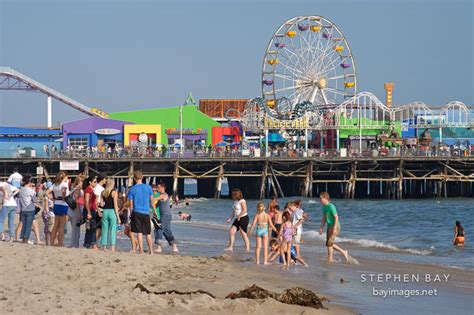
[69,137,88,149]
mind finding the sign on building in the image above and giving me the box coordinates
[59,160,79,171]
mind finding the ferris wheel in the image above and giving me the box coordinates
[262,16,357,110]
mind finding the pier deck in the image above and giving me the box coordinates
[1,156,473,199]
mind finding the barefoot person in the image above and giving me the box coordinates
[225,188,250,252]
[154,182,178,253]
[319,192,349,263]
[128,171,155,254]
[248,202,277,265]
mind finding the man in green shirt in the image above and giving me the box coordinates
[319,192,349,263]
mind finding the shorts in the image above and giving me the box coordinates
[272,223,282,238]
[232,215,249,233]
[326,224,340,247]
[293,233,302,245]
[53,204,68,216]
[131,212,151,235]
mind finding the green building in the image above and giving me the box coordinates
[109,96,219,145]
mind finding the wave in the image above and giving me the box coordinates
[307,200,318,204]
[303,230,433,256]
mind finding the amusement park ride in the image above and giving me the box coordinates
[240,15,473,151]
[0,15,472,144]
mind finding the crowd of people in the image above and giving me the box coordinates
[0,169,179,254]
[224,189,349,268]
[0,169,465,267]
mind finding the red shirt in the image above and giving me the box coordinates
[84,186,97,211]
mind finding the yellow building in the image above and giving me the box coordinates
[123,124,162,147]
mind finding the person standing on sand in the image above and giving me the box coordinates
[225,188,250,252]
[18,176,39,243]
[154,182,178,253]
[101,179,121,252]
[47,171,69,246]
[128,171,155,254]
[319,192,349,263]
[83,176,99,249]
[94,173,107,247]
[68,175,84,248]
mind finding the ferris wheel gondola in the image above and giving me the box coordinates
[262,16,357,111]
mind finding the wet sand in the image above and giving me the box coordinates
[0,242,354,314]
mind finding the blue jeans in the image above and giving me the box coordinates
[154,213,176,245]
[20,211,35,240]
[0,206,17,238]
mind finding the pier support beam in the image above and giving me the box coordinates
[127,161,133,187]
[259,161,268,200]
[214,164,224,199]
[173,161,179,197]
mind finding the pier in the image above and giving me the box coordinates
[1,156,473,199]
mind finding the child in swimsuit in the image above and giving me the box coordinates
[248,202,277,265]
[453,220,465,246]
[268,238,307,266]
[279,211,304,269]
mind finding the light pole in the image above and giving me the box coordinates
[180,101,183,156]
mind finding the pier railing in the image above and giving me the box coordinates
[1,147,472,160]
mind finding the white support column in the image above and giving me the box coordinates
[265,129,269,157]
[336,129,340,151]
[439,127,443,143]
[47,96,52,128]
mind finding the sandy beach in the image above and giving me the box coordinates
[0,242,354,314]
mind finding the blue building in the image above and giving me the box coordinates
[0,127,62,157]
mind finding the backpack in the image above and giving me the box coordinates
[64,188,77,210]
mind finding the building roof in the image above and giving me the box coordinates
[0,127,61,136]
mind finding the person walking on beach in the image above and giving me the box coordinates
[154,182,178,253]
[248,202,277,265]
[128,171,155,254]
[225,188,250,252]
[47,171,70,246]
[453,221,465,246]
[101,179,121,252]
[83,176,99,249]
[319,192,349,263]
[68,175,84,248]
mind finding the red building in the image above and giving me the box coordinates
[212,126,240,145]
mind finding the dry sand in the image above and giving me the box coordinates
[0,242,354,314]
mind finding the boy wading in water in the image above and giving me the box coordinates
[319,192,349,263]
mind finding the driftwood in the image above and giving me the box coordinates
[226,284,326,309]
[134,283,216,299]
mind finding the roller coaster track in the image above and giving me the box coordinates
[0,67,108,117]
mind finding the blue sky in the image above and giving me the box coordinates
[0,0,472,126]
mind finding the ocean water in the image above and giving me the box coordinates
[172,196,473,270]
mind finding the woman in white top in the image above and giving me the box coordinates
[225,188,250,252]
[47,171,69,246]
